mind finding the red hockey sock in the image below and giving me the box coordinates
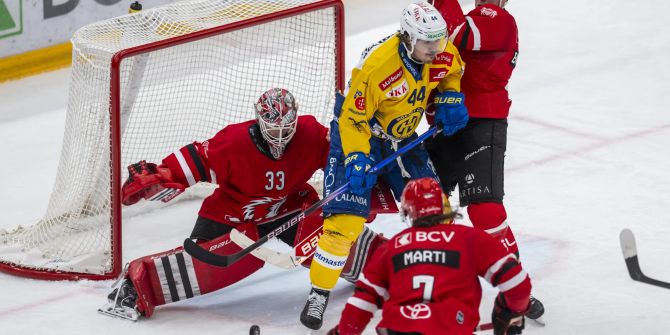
[467,202,519,256]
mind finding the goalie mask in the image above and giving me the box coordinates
[400,1,448,63]
[400,177,453,226]
[255,88,298,159]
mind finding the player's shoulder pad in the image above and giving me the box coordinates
[209,119,256,151]
[358,33,396,64]
[296,114,327,136]
[469,4,515,22]
[296,114,320,130]
[356,33,402,75]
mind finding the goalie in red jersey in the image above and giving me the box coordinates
[327,178,531,335]
[99,88,391,321]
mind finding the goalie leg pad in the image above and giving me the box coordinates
[125,222,263,317]
[293,208,324,267]
[367,181,399,223]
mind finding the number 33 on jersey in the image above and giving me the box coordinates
[339,33,464,156]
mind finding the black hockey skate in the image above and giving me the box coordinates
[526,296,545,325]
[98,278,141,321]
[507,316,525,335]
[300,287,330,330]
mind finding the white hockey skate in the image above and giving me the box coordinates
[98,265,141,321]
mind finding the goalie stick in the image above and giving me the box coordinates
[620,228,670,289]
[229,224,311,269]
[230,184,396,269]
[184,127,439,267]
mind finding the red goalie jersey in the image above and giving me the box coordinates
[433,0,519,119]
[336,223,531,335]
[161,115,329,225]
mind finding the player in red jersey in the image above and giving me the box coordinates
[425,0,545,322]
[327,178,531,335]
[99,88,388,321]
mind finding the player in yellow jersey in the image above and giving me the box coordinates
[300,1,469,330]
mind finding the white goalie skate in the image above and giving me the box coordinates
[98,264,141,321]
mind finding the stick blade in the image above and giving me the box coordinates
[183,238,231,267]
[230,229,300,270]
[619,228,637,260]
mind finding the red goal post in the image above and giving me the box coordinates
[0,0,344,280]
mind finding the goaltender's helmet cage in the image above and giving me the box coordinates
[400,177,451,224]
[254,88,299,159]
[400,1,447,56]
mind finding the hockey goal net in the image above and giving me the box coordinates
[0,0,343,280]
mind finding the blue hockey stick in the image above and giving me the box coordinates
[184,127,439,267]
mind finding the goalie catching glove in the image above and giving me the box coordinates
[122,160,185,205]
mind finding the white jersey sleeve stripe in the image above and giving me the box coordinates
[465,16,482,51]
[450,22,466,42]
[175,150,197,186]
[210,170,217,185]
[497,269,529,292]
[359,273,389,301]
[485,220,509,235]
[484,254,517,283]
[347,296,378,314]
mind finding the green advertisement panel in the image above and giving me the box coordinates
[0,0,22,39]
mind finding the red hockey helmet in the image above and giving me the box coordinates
[254,88,298,159]
[400,177,452,224]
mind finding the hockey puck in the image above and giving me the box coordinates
[249,325,260,335]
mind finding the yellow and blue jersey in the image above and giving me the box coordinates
[338,33,464,157]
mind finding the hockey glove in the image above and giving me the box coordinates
[492,294,525,335]
[326,326,340,335]
[433,91,468,136]
[344,152,377,196]
[121,160,185,205]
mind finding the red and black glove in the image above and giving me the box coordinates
[326,326,339,335]
[492,294,525,335]
[121,160,185,205]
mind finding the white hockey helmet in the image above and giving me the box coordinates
[400,1,448,61]
[254,88,298,159]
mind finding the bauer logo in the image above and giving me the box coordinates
[0,0,22,39]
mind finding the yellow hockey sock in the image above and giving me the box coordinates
[309,214,366,290]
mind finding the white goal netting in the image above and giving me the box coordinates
[0,0,341,279]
